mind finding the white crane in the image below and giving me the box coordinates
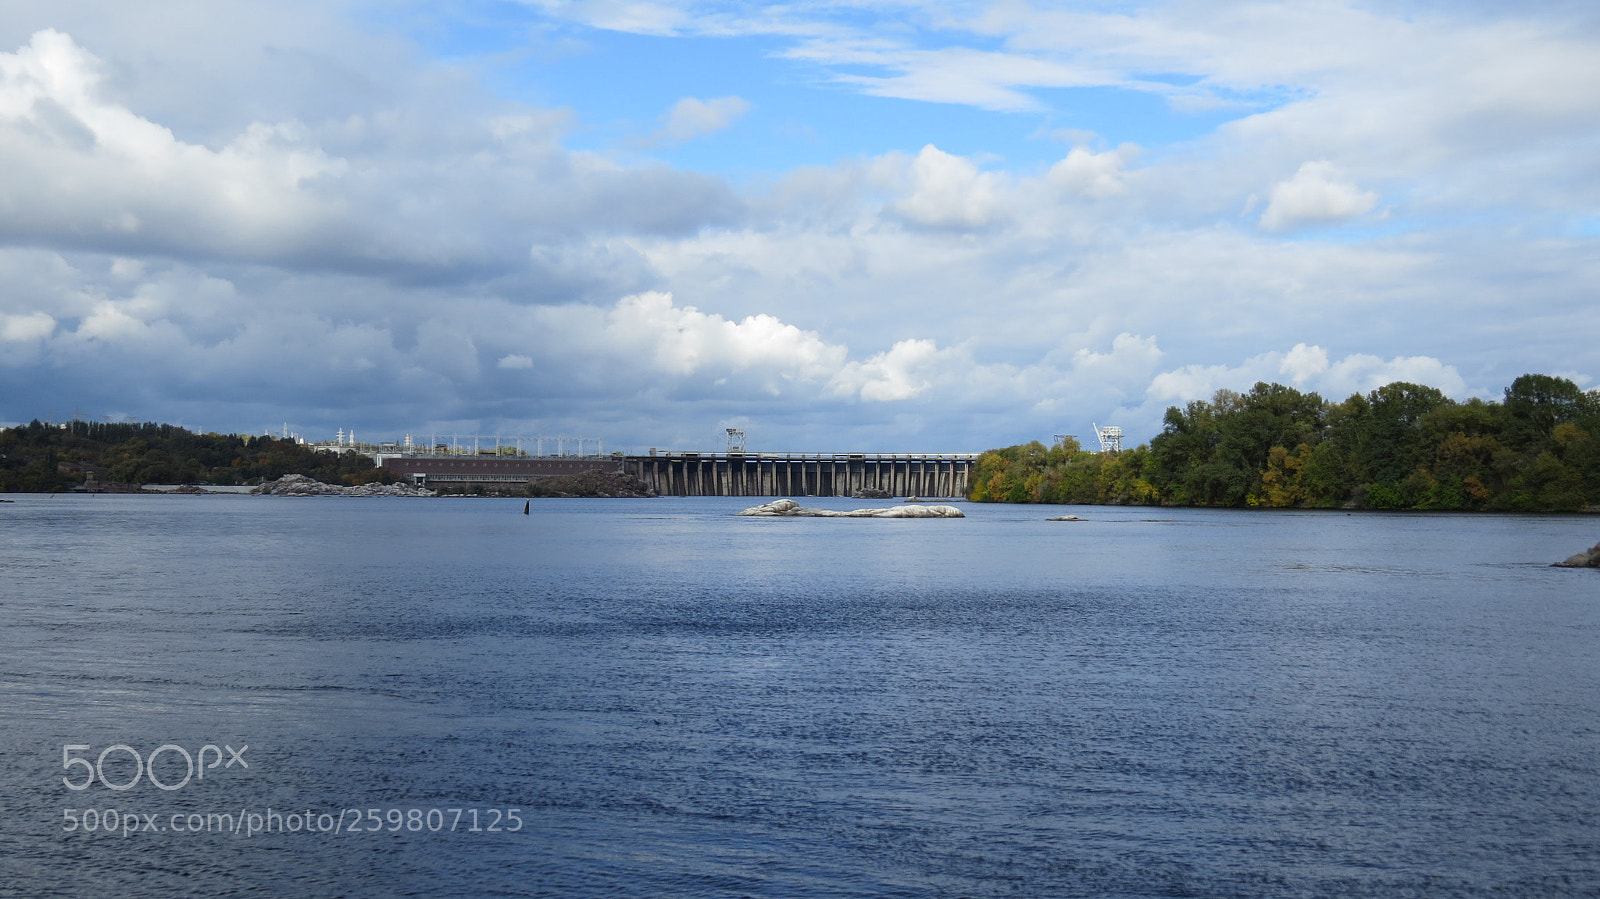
[1092,423,1123,454]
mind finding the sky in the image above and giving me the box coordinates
[0,0,1596,453]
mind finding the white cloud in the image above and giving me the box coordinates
[650,95,750,145]
[596,291,846,381]
[0,29,346,255]
[0,27,747,279]
[891,144,1005,229]
[1259,161,1379,231]
[498,353,535,370]
[1147,345,1468,406]
[528,0,690,36]
[1,310,53,341]
[825,45,1107,113]
[1279,342,1329,383]
[1147,357,1266,405]
[1071,333,1164,380]
[75,300,154,342]
[831,338,943,402]
[1320,352,1468,399]
[1047,145,1136,199]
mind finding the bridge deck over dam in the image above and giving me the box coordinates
[626,452,977,498]
[378,451,978,498]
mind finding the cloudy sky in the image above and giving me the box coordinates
[1,1,1596,452]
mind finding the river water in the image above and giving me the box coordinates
[1,494,1596,897]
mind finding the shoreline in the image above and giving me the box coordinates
[4,489,1595,516]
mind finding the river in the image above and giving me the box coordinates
[1,494,1596,897]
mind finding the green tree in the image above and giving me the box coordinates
[1503,374,1594,451]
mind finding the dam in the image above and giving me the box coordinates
[379,450,977,497]
[626,452,976,498]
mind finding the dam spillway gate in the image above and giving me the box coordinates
[626,453,977,498]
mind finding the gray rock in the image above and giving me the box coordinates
[1553,541,1600,568]
[253,474,434,497]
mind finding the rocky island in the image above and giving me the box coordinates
[253,474,434,497]
[738,498,964,518]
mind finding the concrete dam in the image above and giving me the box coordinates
[627,452,977,498]
[380,451,977,497]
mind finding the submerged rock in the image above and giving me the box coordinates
[1047,515,1085,521]
[738,498,963,518]
[1553,540,1600,568]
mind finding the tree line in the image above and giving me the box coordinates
[0,420,396,492]
[969,374,1600,511]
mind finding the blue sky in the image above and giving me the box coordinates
[396,2,1263,175]
[0,1,1596,451]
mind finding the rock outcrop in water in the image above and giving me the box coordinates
[1554,540,1600,568]
[253,474,434,497]
[738,498,963,518]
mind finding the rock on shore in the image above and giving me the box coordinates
[738,498,963,518]
[253,474,435,497]
[1554,540,1600,568]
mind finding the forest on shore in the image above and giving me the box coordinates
[0,420,397,492]
[969,374,1600,512]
